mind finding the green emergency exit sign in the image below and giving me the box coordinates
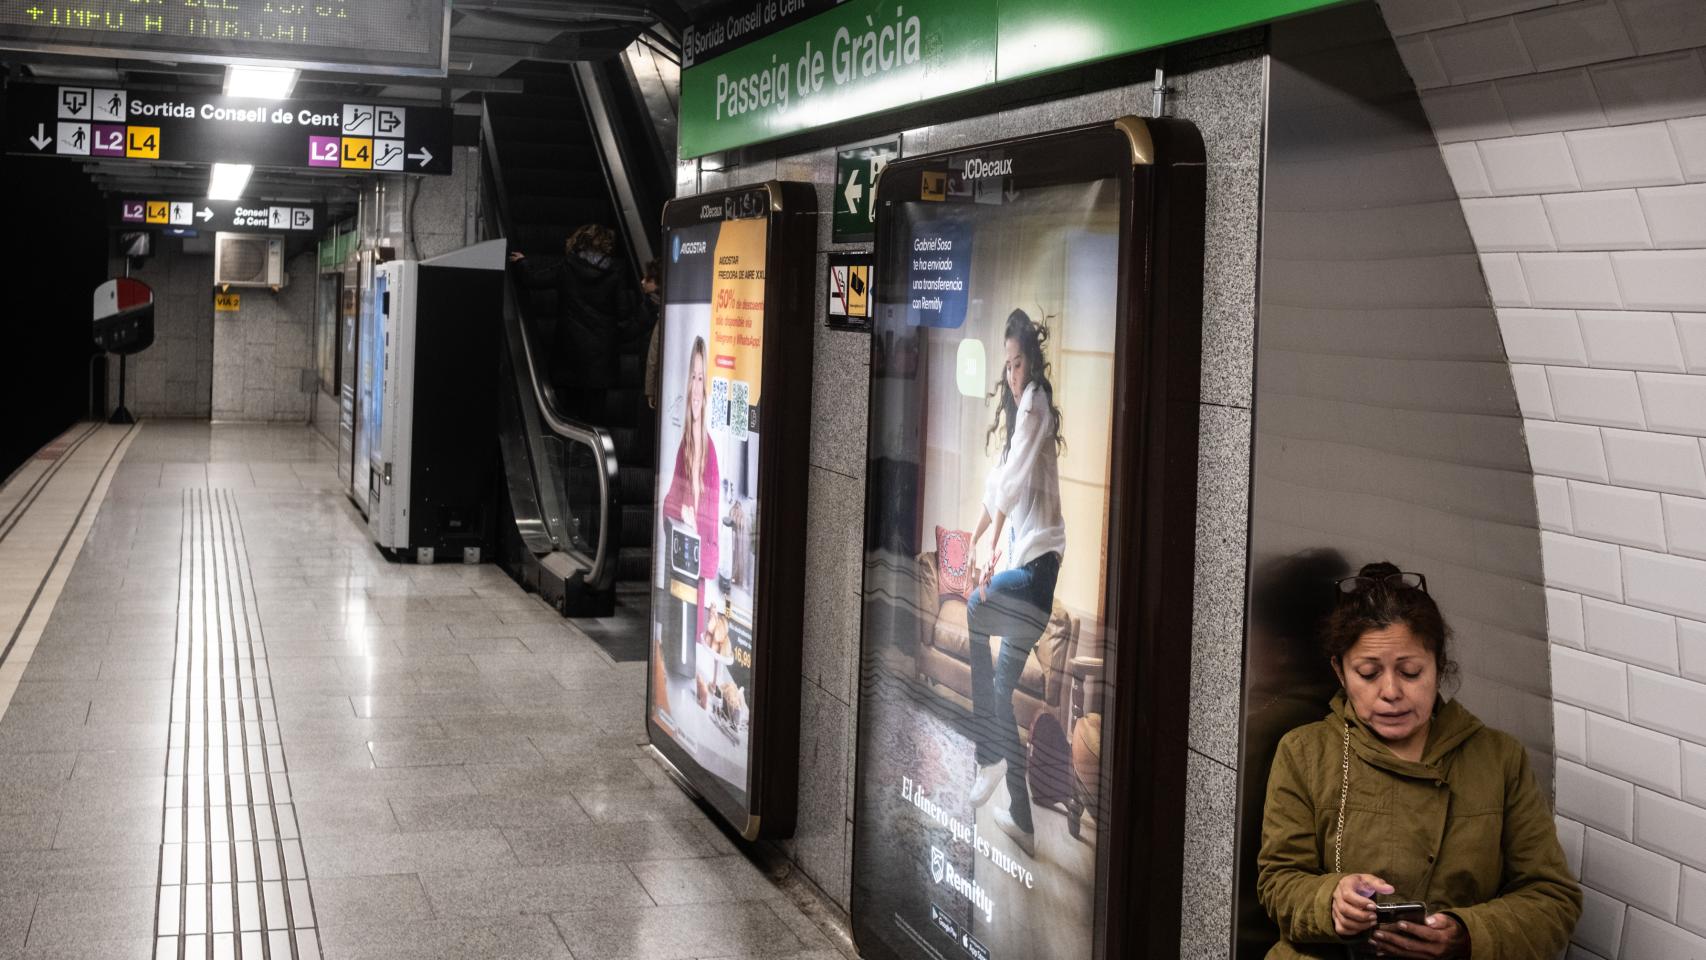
[834,138,900,244]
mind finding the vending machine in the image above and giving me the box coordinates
[367,239,505,562]
[351,250,379,517]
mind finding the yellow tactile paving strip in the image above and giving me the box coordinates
[153,488,319,960]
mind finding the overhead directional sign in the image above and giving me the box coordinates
[111,198,325,234]
[6,85,452,175]
[0,0,448,76]
[834,138,899,244]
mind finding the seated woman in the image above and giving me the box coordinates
[1258,562,1580,959]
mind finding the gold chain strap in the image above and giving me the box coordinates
[1334,720,1350,874]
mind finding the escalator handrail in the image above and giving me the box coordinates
[479,96,620,592]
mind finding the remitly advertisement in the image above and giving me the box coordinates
[852,120,1209,959]
[649,183,816,841]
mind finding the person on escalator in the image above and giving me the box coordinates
[640,260,662,411]
[508,224,635,421]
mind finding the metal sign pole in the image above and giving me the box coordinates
[111,355,134,425]
[108,257,132,423]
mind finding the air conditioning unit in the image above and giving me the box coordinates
[213,233,284,288]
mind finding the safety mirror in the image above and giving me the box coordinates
[92,276,156,356]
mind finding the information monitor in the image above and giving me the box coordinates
[0,0,449,75]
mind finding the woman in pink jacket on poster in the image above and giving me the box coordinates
[662,335,721,643]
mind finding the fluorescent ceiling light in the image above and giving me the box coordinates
[207,163,253,200]
[223,64,297,99]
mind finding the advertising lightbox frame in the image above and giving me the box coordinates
[647,181,817,841]
[849,117,1207,960]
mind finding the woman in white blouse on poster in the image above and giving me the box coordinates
[966,308,1067,858]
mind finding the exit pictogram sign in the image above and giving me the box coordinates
[834,138,899,244]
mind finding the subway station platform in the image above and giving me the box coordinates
[0,422,841,960]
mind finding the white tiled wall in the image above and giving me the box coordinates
[1383,1,1706,954]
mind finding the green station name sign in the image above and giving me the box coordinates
[680,0,1342,157]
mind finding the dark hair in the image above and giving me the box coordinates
[1323,561,1456,683]
[566,224,616,258]
[642,258,660,284]
[986,309,1066,457]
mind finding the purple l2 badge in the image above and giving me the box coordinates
[308,136,340,168]
[92,124,126,158]
[121,201,145,223]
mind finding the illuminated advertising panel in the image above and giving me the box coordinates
[648,183,816,839]
[851,119,1207,959]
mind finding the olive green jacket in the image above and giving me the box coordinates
[1258,693,1580,960]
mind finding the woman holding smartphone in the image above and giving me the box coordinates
[965,309,1067,858]
[1258,563,1580,958]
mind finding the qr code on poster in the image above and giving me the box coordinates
[709,377,729,432]
[729,380,750,436]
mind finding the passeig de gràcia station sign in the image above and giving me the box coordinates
[679,0,1341,158]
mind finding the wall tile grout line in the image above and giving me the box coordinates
[154,487,321,960]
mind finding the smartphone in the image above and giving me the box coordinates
[1374,901,1427,925]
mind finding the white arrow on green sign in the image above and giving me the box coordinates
[834,138,900,244]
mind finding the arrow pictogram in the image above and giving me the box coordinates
[197,207,214,222]
[29,123,50,150]
[407,147,432,167]
[843,169,862,214]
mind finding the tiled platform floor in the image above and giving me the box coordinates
[0,423,841,960]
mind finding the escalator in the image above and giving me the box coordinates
[477,56,675,627]
[480,101,620,617]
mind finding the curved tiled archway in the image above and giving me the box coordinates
[1380,0,1706,956]
[1237,4,1556,956]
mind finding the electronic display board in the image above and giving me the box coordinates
[0,0,448,76]
[850,118,1207,960]
[5,85,452,175]
[647,182,815,841]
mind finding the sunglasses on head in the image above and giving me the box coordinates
[1335,571,1427,595]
